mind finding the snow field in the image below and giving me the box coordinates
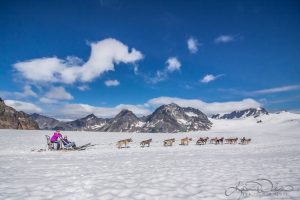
[0,113,300,199]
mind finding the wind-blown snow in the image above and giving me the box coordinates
[0,112,299,199]
[135,121,146,127]
[177,118,188,124]
[90,124,105,129]
[185,112,198,117]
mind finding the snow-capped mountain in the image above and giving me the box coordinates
[0,98,39,130]
[98,109,144,132]
[30,103,212,132]
[211,107,269,119]
[142,103,212,132]
[63,114,108,131]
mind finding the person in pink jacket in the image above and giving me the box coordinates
[50,130,63,150]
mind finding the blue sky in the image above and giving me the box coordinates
[0,0,300,119]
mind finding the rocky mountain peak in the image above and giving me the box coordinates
[143,103,212,133]
[30,113,60,130]
[212,107,269,119]
[115,109,138,119]
[99,109,140,132]
[0,98,39,130]
[160,103,180,110]
[31,113,40,117]
[83,114,98,120]
[166,103,180,108]
[0,98,4,109]
[153,103,183,117]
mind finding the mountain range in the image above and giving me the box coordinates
[211,107,269,119]
[31,103,212,133]
[0,97,273,132]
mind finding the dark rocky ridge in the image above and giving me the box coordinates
[63,114,109,131]
[31,113,60,130]
[212,107,269,119]
[99,109,141,132]
[0,98,39,130]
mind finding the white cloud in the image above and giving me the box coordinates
[80,38,143,82]
[13,38,143,84]
[14,57,65,83]
[104,80,120,87]
[149,70,168,84]
[56,103,151,119]
[214,35,235,44]
[78,85,90,91]
[201,74,216,83]
[200,74,223,83]
[0,85,38,99]
[289,109,300,114]
[166,57,181,72]
[39,97,58,104]
[44,87,73,101]
[32,96,262,119]
[65,56,84,66]
[219,85,300,97]
[5,100,42,113]
[0,91,11,98]
[149,57,181,83]
[133,64,139,75]
[187,37,199,54]
[250,85,300,95]
[147,97,261,115]
[22,85,38,97]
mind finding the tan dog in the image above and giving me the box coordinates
[225,137,238,144]
[140,139,152,147]
[210,137,218,144]
[164,138,175,146]
[225,138,231,144]
[180,137,192,145]
[117,138,133,148]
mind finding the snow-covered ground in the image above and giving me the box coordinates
[0,112,300,200]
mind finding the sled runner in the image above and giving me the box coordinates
[73,143,93,150]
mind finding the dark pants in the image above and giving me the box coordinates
[53,141,60,150]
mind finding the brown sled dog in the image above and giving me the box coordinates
[117,138,133,148]
[180,137,192,145]
[225,137,238,144]
[140,139,152,147]
[164,138,175,146]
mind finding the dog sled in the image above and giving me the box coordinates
[45,135,93,151]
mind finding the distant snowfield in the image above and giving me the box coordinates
[0,112,300,200]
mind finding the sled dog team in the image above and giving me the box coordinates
[116,136,251,148]
[50,130,251,150]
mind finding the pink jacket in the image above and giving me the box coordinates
[50,132,62,143]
